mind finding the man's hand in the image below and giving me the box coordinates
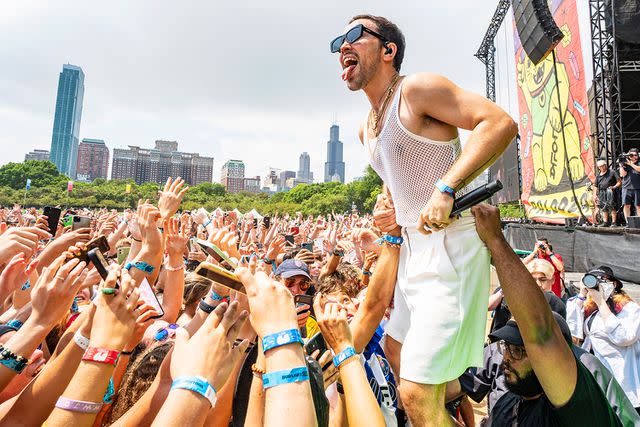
[164,217,188,259]
[470,204,503,246]
[314,300,354,354]
[373,192,400,235]
[137,202,163,252]
[158,177,188,219]
[417,190,454,235]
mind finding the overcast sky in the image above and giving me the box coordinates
[0,1,591,183]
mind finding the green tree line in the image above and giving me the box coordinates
[0,160,384,215]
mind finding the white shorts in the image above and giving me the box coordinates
[385,216,490,384]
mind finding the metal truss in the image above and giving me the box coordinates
[475,0,511,102]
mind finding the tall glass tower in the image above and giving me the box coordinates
[297,152,313,182]
[324,124,345,183]
[50,64,85,178]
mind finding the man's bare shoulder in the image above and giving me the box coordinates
[402,72,455,98]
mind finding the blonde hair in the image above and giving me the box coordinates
[527,259,554,279]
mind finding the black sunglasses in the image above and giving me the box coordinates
[330,24,387,53]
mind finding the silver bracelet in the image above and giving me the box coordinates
[73,331,90,351]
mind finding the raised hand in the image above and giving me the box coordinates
[0,226,51,264]
[124,303,160,352]
[266,234,285,261]
[164,217,188,259]
[235,257,297,337]
[90,268,140,350]
[470,204,503,246]
[0,253,38,302]
[30,254,89,328]
[313,300,353,354]
[352,228,381,253]
[137,201,163,251]
[170,301,248,391]
[373,192,399,234]
[158,177,188,219]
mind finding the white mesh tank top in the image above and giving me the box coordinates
[365,80,467,227]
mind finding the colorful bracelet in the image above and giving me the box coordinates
[0,345,28,373]
[203,218,212,228]
[73,331,90,351]
[124,261,155,273]
[333,346,358,368]
[55,397,102,413]
[6,319,23,330]
[377,234,403,248]
[171,376,217,407]
[209,291,230,304]
[82,347,120,365]
[262,329,303,353]
[362,270,372,276]
[262,367,309,389]
[435,179,456,197]
[164,262,185,272]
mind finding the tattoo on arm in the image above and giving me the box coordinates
[451,153,499,190]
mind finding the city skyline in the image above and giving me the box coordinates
[1,2,520,184]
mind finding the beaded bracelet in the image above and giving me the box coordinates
[262,367,309,389]
[0,345,28,373]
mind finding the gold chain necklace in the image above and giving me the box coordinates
[368,74,402,137]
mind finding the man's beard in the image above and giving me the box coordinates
[504,366,544,398]
[348,59,378,91]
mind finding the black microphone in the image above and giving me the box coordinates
[450,180,503,217]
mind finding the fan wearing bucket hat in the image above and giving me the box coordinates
[275,259,319,338]
[469,203,619,426]
[593,159,621,226]
[574,266,640,412]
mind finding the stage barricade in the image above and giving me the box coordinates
[503,223,640,283]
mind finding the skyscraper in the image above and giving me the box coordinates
[221,160,245,193]
[111,140,213,185]
[297,152,313,183]
[76,139,109,182]
[50,64,85,178]
[324,124,345,183]
[25,149,51,161]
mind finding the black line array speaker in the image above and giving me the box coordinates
[512,0,564,65]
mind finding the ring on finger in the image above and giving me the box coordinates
[101,288,117,295]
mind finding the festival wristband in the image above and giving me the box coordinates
[262,367,309,389]
[333,346,358,368]
[262,329,303,353]
[435,179,456,197]
[203,218,212,228]
[55,397,102,413]
[73,331,90,351]
[82,347,120,365]
[362,270,372,276]
[124,261,155,273]
[171,376,217,407]
[6,319,23,330]
[377,234,403,247]
[198,299,216,314]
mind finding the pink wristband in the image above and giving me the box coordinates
[55,396,102,413]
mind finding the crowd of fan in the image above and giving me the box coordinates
[0,176,636,426]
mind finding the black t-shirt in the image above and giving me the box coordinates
[596,169,619,192]
[487,355,621,426]
[490,287,511,334]
[620,162,640,190]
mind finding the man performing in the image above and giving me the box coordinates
[330,15,518,425]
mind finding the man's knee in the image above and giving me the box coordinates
[399,380,446,410]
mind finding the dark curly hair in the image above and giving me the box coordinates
[349,14,406,72]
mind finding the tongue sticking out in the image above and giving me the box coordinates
[342,64,356,81]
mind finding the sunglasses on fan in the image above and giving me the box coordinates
[330,24,388,53]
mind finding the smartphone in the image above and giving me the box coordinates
[87,248,111,281]
[304,332,328,357]
[301,242,313,252]
[195,238,237,270]
[43,206,61,234]
[138,278,164,319]
[194,262,246,294]
[263,216,270,229]
[294,294,314,317]
[285,234,295,245]
[117,246,131,264]
[72,216,91,231]
[253,218,258,229]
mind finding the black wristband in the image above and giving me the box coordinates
[336,381,344,394]
[332,250,344,257]
[198,299,216,314]
[121,350,133,356]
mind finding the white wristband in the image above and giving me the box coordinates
[73,331,90,351]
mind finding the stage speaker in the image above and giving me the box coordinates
[512,0,564,65]
[564,218,578,227]
[628,216,640,229]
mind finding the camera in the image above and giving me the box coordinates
[617,154,629,166]
[582,273,600,290]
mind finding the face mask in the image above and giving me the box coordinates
[601,281,615,300]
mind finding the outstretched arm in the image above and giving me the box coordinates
[472,204,577,408]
